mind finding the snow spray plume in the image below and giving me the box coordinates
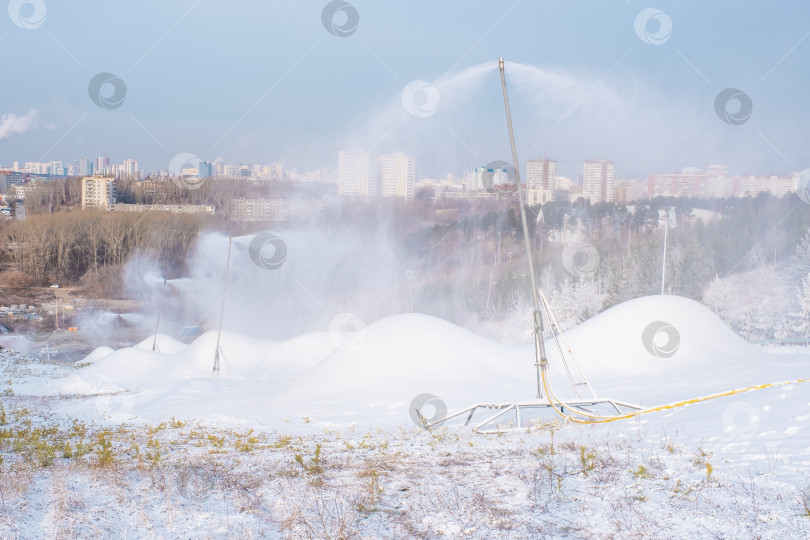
[338,62,502,179]
[336,59,760,182]
[118,197,526,343]
[121,255,199,342]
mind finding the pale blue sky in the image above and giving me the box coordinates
[1,1,809,179]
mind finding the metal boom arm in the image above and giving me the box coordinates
[499,58,548,398]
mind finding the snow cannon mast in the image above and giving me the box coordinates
[414,58,641,433]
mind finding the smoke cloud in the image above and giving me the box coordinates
[0,109,38,141]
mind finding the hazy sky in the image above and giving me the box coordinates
[1,1,809,179]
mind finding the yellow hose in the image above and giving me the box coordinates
[539,369,810,425]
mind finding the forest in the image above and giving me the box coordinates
[1,177,808,342]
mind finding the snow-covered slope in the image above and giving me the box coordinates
[38,295,806,436]
[4,294,809,538]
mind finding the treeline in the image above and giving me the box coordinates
[400,192,810,322]
[19,176,333,217]
[1,211,212,291]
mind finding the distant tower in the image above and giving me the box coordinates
[527,158,556,189]
[378,153,415,200]
[338,150,378,196]
[583,158,615,203]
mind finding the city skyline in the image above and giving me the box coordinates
[1,150,800,206]
[1,2,809,180]
[3,150,803,184]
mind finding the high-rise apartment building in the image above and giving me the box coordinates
[122,159,139,179]
[464,164,510,191]
[583,159,615,203]
[78,158,94,176]
[338,150,378,196]
[198,161,214,178]
[613,178,641,203]
[527,158,556,190]
[378,152,415,200]
[81,176,116,210]
[337,150,414,200]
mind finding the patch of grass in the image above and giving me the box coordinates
[146,432,162,466]
[632,465,650,479]
[692,447,714,482]
[579,445,595,476]
[234,429,260,452]
[95,429,115,467]
[206,432,226,450]
[800,489,810,518]
[356,468,383,513]
[11,408,30,422]
[295,443,323,475]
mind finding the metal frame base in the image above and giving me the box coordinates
[418,399,642,434]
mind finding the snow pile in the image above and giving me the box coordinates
[44,295,807,431]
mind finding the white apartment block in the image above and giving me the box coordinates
[6,184,39,200]
[464,165,510,191]
[647,170,798,200]
[527,159,556,190]
[338,150,415,200]
[583,159,615,203]
[121,159,139,179]
[555,176,572,191]
[230,198,289,221]
[338,150,378,196]
[613,178,641,203]
[110,203,215,215]
[81,176,116,210]
[379,152,415,200]
[527,188,555,206]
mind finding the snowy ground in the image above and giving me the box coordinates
[1,295,809,538]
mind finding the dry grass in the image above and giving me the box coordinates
[0,409,808,538]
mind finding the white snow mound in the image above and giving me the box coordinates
[50,295,807,428]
